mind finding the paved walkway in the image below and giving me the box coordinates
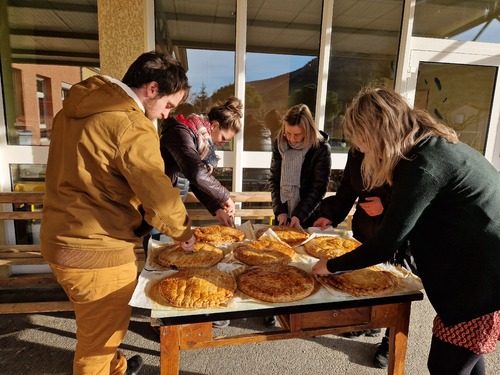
[1,293,499,374]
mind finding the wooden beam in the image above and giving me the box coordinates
[184,191,334,204]
[0,212,42,220]
[186,208,274,220]
[0,192,44,204]
[0,301,73,314]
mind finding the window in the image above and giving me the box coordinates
[325,0,404,151]
[36,76,52,144]
[244,0,323,151]
[413,0,500,44]
[414,62,496,155]
[61,82,72,101]
[5,65,81,146]
[155,0,237,151]
[9,164,46,244]
[12,68,25,130]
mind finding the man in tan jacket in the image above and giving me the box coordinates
[41,51,194,375]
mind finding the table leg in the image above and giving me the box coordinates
[160,325,181,375]
[387,302,411,375]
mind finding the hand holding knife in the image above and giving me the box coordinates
[228,214,236,228]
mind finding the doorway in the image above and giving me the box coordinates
[405,44,500,166]
[414,62,496,155]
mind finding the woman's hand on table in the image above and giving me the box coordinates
[312,259,332,276]
[223,197,236,216]
[215,209,233,226]
[359,196,384,216]
[288,216,300,228]
[175,235,196,252]
[277,213,289,225]
[313,217,332,230]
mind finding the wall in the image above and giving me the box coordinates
[97,0,152,79]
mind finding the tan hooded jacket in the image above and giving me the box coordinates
[41,75,192,269]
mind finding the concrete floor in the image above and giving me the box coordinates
[1,294,499,375]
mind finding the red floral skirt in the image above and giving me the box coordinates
[433,311,500,354]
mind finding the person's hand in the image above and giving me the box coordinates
[359,196,384,216]
[288,216,300,228]
[277,213,289,225]
[175,235,196,252]
[312,259,332,276]
[223,198,236,216]
[313,217,332,230]
[215,208,233,226]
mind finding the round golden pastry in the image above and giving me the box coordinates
[233,240,295,265]
[157,267,236,308]
[237,264,315,303]
[303,236,361,259]
[193,225,246,245]
[255,225,309,247]
[156,242,224,269]
[317,267,398,297]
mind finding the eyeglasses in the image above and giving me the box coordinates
[213,124,230,144]
[284,132,304,140]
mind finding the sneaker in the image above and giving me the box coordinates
[124,354,144,375]
[342,330,367,338]
[365,329,382,337]
[264,316,276,327]
[212,320,230,328]
[373,336,389,369]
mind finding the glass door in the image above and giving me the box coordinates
[414,61,495,155]
[404,42,500,169]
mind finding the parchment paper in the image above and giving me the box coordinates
[129,225,423,319]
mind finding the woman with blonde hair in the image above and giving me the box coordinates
[269,103,331,229]
[312,86,500,375]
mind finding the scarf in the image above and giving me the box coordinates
[278,140,310,216]
[176,114,218,168]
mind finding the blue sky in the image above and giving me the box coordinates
[453,19,500,43]
[186,49,314,96]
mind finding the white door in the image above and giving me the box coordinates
[404,38,500,170]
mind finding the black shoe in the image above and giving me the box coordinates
[212,320,230,328]
[342,330,366,338]
[264,316,276,327]
[373,336,389,369]
[365,328,382,337]
[125,354,144,375]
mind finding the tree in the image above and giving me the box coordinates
[288,84,317,114]
[324,90,342,123]
[192,82,209,113]
[210,83,263,109]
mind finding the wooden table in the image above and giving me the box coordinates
[154,291,423,375]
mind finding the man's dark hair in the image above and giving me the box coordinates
[122,51,190,97]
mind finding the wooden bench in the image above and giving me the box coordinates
[184,191,276,223]
[184,191,344,224]
[0,192,142,314]
[0,191,276,314]
[1,191,349,314]
[0,192,69,313]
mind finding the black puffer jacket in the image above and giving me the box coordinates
[269,131,331,228]
[159,116,229,215]
[319,149,391,243]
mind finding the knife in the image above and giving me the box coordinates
[228,215,236,228]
